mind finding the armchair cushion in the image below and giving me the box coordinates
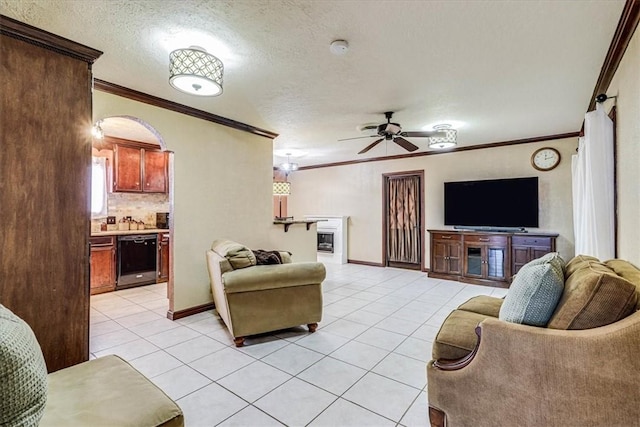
[548,260,638,330]
[432,310,491,360]
[499,254,565,326]
[0,304,48,427]
[211,239,256,270]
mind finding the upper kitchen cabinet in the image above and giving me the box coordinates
[113,143,168,193]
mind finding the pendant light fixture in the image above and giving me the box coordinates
[169,46,224,96]
[279,153,299,175]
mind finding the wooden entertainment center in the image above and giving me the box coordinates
[428,229,558,288]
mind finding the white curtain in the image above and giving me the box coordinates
[571,103,615,260]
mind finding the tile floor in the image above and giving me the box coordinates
[90,263,508,427]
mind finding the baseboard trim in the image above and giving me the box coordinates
[347,259,385,267]
[167,302,215,321]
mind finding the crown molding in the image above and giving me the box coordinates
[94,79,279,140]
[298,132,580,171]
[588,0,640,111]
[0,14,102,63]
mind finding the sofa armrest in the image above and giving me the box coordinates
[427,312,640,426]
[223,262,325,293]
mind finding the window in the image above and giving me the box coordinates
[91,157,108,217]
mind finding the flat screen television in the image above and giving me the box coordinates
[444,177,539,229]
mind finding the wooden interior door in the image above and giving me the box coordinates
[383,171,424,270]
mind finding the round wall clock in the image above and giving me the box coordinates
[531,147,561,171]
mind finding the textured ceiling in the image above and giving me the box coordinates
[1,0,625,167]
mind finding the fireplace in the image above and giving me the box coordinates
[317,232,334,253]
[304,215,349,264]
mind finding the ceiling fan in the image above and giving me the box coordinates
[340,111,445,154]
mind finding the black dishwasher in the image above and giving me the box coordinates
[117,234,158,289]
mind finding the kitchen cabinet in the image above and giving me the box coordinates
[90,236,116,295]
[157,233,170,283]
[113,144,167,193]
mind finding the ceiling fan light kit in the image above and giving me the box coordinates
[428,124,457,149]
[169,46,224,96]
[342,111,453,154]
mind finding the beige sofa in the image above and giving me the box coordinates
[1,304,183,427]
[206,239,325,346]
[427,256,640,427]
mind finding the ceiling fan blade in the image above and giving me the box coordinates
[338,135,378,142]
[400,131,445,138]
[358,138,384,154]
[393,136,419,152]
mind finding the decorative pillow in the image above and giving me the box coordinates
[564,254,599,278]
[548,261,638,330]
[211,239,256,269]
[499,257,565,326]
[0,304,48,426]
[525,252,566,275]
[252,250,283,265]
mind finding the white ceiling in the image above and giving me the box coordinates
[1,0,625,167]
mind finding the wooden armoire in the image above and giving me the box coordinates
[0,16,102,372]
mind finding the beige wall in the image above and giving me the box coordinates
[94,91,274,311]
[288,138,577,267]
[605,27,640,266]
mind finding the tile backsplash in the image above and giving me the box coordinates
[93,192,169,227]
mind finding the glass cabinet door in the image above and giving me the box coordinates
[465,246,483,277]
[486,247,506,280]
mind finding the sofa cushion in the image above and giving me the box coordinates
[548,261,638,330]
[0,304,48,427]
[211,239,256,269]
[457,295,503,318]
[565,254,599,278]
[499,255,565,326]
[526,252,566,275]
[41,355,183,427]
[223,262,326,294]
[605,259,640,310]
[432,310,489,360]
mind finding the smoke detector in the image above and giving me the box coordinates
[330,40,349,55]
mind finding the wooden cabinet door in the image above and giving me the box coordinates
[143,150,167,193]
[157,234,169,282]
[511,246,531,276]
[447,242,462,275]
[432,241,449,274]
[114,145,142,192]
[90,246,116,294]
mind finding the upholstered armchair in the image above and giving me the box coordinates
[206,239,325,346]
[427,257,640,427]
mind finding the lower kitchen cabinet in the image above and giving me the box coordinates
[157,233,170,283]
[90,236,116,295]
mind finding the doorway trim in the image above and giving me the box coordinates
[382,170,426,271]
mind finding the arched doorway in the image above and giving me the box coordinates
[91,116,175,314]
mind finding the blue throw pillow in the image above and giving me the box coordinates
[499,254,565,326]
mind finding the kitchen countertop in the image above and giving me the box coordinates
[91,228,169,237]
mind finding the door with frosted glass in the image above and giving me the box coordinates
[384,172,423,270]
